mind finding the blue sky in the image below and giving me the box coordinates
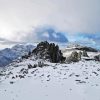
[66,32,100,49]
[0,0,100,49]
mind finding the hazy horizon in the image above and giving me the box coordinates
[0,0,100,49]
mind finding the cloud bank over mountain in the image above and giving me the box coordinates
[0,25,100,49]
[66,33,100,49]
[22,26,68,43]
[0,0,100,49]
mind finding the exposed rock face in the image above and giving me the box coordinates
[82,50,89,57]
[66,51,89,63]
[32,41,65,63]
[78,51,82,60]
[94,55,100,61]
[66,51,79,63]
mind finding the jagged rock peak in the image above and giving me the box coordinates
[32,41,65,63]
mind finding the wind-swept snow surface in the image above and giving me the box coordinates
[0,57,100,100]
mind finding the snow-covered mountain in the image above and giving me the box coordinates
[0,44,35,67]
[65,43,98,52]
[0,41,100,100]
[0,51,100,100]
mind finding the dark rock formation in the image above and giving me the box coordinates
[32,41,65,63]
[82,50,89,57]
[66,51,79,63]
[94,55,100,61]
[78,51,82,60]
[75,46,98,52]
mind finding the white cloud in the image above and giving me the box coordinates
[42,32,50,38]
[0,0,100,42]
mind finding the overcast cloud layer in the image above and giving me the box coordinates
[0,0,100,48]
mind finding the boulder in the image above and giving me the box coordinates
[94,55,100,61]
[82,50,89,57]
[66,51,79,63]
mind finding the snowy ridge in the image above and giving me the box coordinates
[0,53,100,100]
[62,43,99,58]
[0,44,35,67]
[0,42,100,100]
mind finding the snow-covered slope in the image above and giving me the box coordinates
[0,42,100,100]
[0,44,35,67]
[0,54,100,100]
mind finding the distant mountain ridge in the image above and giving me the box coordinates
[66,43,98,52]
[0,44,35,67]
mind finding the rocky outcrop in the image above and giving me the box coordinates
[66,51,79,63]
[32,41,65,63]
[78,51,82,60]
[94,55,100,61]
[66,50,89,63]
[82,50,89,57]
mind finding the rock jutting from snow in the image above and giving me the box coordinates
[66,51,79,63]
[32,41,66,63]
[78,51,82,60]
[94,54,100,61]
[82,50,89,57]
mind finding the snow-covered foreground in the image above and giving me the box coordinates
[0,58,100,100]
